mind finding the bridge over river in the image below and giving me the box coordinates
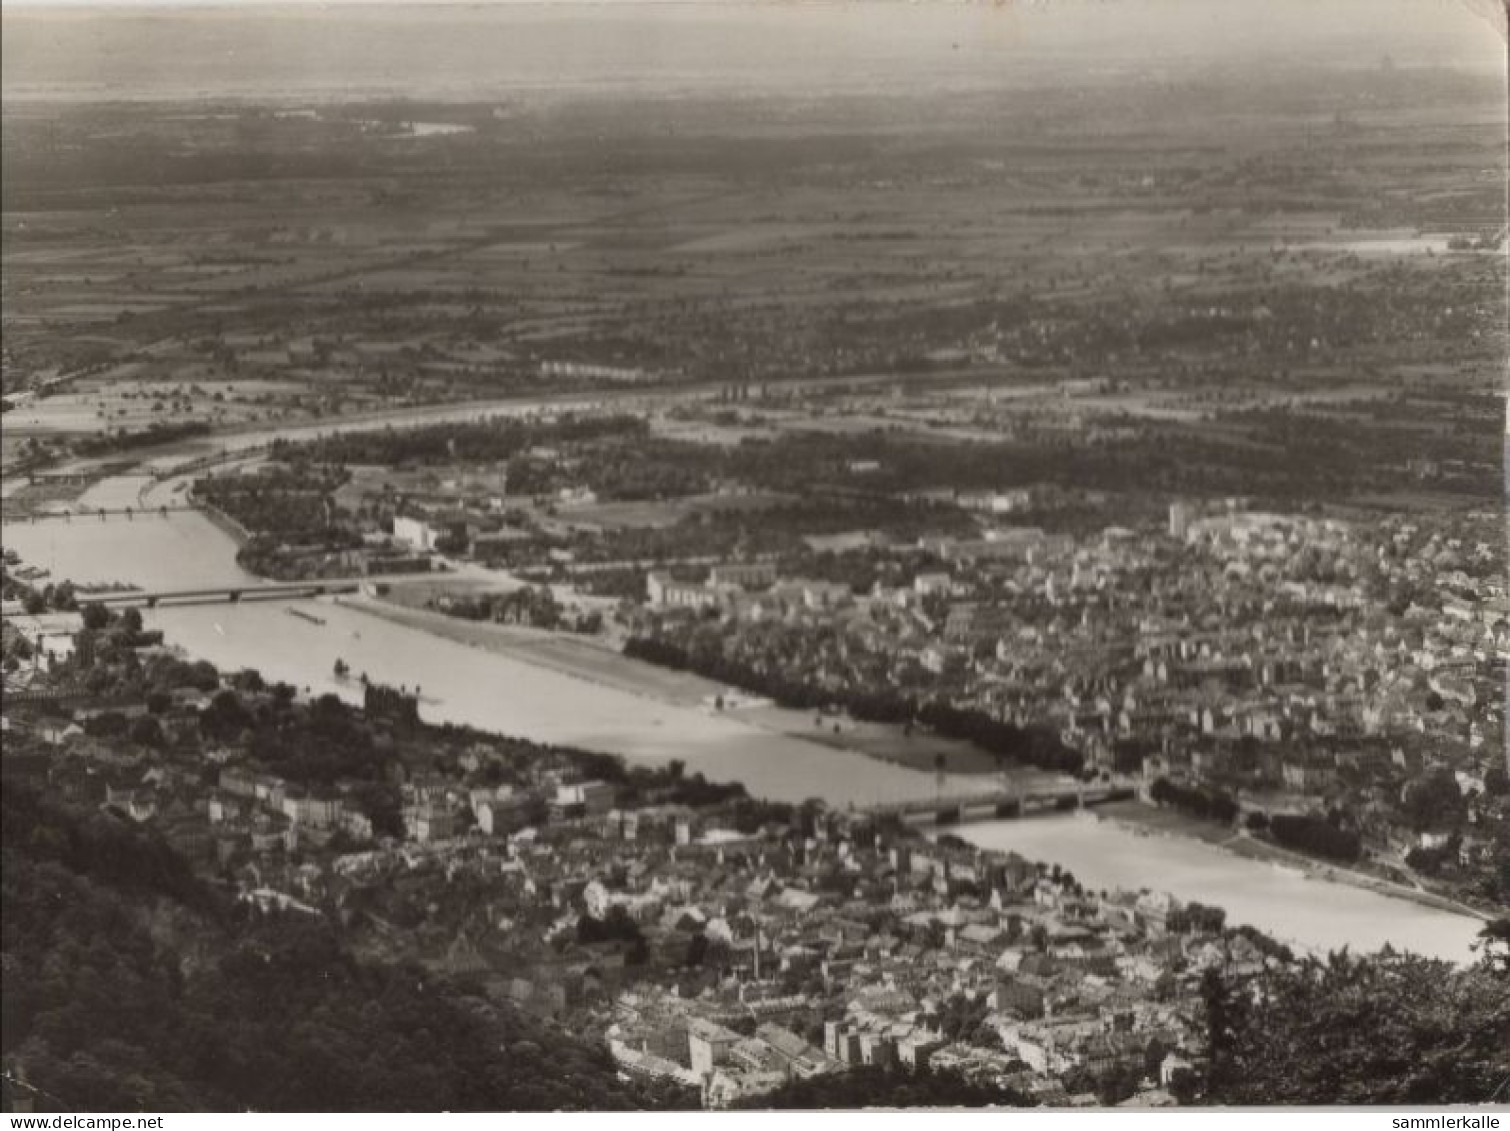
[1,506,196,524]
[72,579,367,609]
[868,782,1136,826]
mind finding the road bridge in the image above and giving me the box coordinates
[868,783,1135,827]
[72,579,365,609]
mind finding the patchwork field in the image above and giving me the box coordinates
[3,65,1503,485]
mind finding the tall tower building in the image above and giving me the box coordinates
[1168,501,1191,540]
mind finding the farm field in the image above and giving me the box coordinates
[3,58,1504,488]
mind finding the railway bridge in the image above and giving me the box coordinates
[1,505,195,525]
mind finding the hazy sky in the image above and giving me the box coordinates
[2,0,1504,100]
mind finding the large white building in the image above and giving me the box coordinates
[647,571,721,610]
[392,515,438,552]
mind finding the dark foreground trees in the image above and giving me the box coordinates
[1201,949,1510,1105]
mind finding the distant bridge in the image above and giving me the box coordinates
[1,506,195,525]
[868,783,1135,827]
[25,470,94,487]
[73,579,365,609]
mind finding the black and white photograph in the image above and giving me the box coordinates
[1,0,1507,1116]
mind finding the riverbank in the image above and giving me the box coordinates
[185,492,253,547]
[736,701,1009,776]
[1092,799,1488,926]
[337,593,1022,781]
[338,594,721,707]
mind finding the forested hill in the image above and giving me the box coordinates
[0,781,692,1113]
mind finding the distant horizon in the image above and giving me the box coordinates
[3,0,1504,104]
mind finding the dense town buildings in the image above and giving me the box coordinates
[1,588,1321,1108]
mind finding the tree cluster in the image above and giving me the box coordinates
[623,636,1081,775]
[73,421,212,458]
[1266,813,1361,863]
[280,414,646,469]
[1147,777,1239,824]
[1201,950,1510,1105]
[1165,901,1227,935]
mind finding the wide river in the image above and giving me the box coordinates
[1,506,1485,962]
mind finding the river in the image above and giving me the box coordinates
[947,816,1482,963]
[0,503,1485,962]
[4,510,256,590]
[0,512,988,808]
